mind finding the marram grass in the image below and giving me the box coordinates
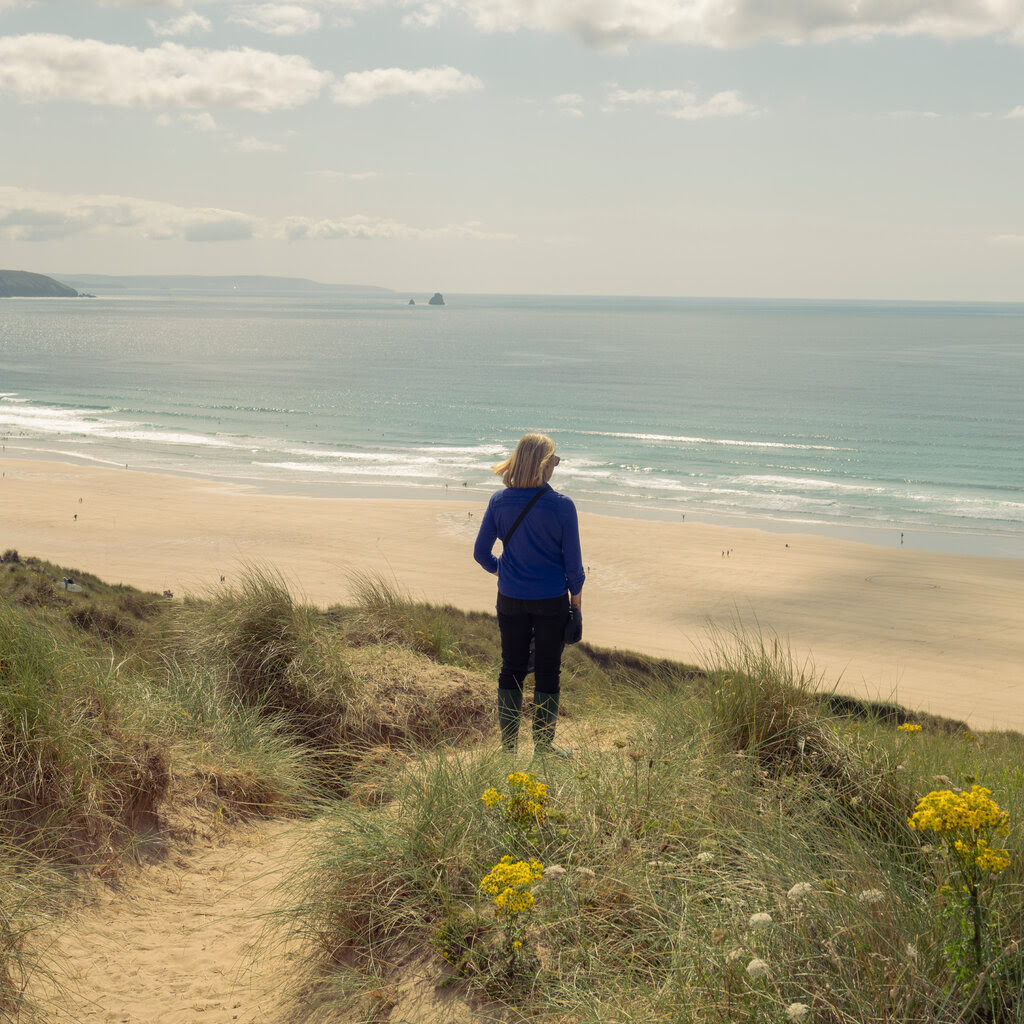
[286,636,1024,1024]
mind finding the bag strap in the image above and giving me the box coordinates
[502,485,549,545]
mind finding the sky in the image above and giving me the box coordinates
[1,0,1023,299]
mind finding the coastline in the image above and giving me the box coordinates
[5,441,1022,562]
[3,456,1023,731]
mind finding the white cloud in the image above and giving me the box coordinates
[0,185,259,243]
[331,65,482,106]
[183,111,219,130]
[399,0,1024,49]
[310,169,381,180]
[236,135,285,151]
[1007,105,1024,117]
[95,0,192,7]
[554,92,585,117]
[0,185,510,246]
[0,34,328,111]
[182,212,254,240]
[230,3,322,36]
[606,86,756,120]
[148,11,212,36]
[886,109,942,118]
[992,234,1024,244]
[280,214,513,240]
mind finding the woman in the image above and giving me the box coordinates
[473,433,585,755]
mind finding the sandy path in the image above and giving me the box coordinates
[28,821,309,1024]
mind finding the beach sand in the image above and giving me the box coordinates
[2,457,1022,731]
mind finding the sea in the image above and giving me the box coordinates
[2,292,1022,558]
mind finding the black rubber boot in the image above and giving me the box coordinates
[497,688,523,752]
[532,691,572,758]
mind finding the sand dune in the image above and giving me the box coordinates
[2,458,1022,730]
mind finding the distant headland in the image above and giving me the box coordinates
[0,270,78,298]
[50,274,395,298]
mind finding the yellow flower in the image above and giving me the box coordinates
[908,786,1011,873]
[908,786,1009,835]
[897,723,922,733]
[483,772,549,825]
[479,856,544,917]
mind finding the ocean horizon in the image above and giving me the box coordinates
[2,291,1022,559]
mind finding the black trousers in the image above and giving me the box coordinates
[496,592,569,695]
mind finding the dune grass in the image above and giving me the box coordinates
[2,559,1023,1022]
[285,622,1024,1024]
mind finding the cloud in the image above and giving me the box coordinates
[399,0,1024,49]
[310,169,381,180]
[605,86,756,119]
[1008,106,1024,118]
[0,185,511,245]
[236,135,285,151]
[992,234,1024,245]
[0,186,260,243]
[0,34,328,111]
[182,111,219,130]
[148,11,213,36]
[886,109,942,118]
[554,92,585,117]
[230,3,322,35]
[182,212,255,240]
[280,214,513,240]
[331,65,482,105]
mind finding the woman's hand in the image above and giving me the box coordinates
[570,591,582,610]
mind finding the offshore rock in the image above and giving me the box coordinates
[428,292,445,306]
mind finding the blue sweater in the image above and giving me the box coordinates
[474,486,585,600]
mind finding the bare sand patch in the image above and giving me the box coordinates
[26,819,310,1024]
[2,458,1022,730]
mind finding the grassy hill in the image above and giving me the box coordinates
[0,271,78,298]
[2,551,1022,1022]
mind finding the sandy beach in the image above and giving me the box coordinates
[2,457,1022,731]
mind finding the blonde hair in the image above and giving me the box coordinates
[493,433,556,488]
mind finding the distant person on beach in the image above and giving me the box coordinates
[473,433,584,757]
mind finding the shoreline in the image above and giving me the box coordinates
[3,456,1024,731]
[3,442,1022,562]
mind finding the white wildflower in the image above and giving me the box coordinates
[577,867,595,879]
[748,912,773,929]
[696,851,714,865]
[727,947,744,962]
[787,882,813,902]
[906,943,918,959]
[543,864,566,879]
[858,889,885,905]
[746,957,769,979]
[646,860,665,870]
[786,1002,810,1021]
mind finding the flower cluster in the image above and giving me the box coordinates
[479,856,544,918]
[897,723,922,733]
[481,771,549,825]
[908,785,1011,873]
[957,838,1012,873]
